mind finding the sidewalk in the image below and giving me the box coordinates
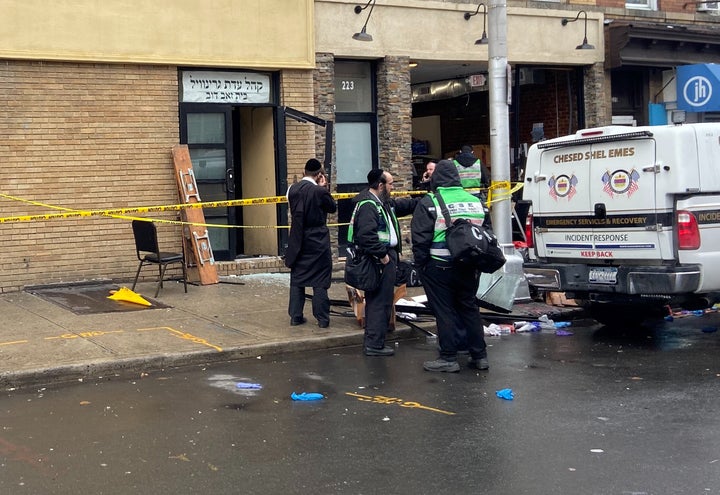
[0,273,584,390]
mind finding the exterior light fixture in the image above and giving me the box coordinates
[464,3,488,45]
[561,10,595,50]
[353,0,376,42]
[409,61,418,68]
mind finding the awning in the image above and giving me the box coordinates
[606,21,720,69]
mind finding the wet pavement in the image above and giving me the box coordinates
[0,272,584,390]
[0,314,718,494]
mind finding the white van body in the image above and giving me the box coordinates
[522,123,720,323]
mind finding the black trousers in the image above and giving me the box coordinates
[288,285,329,325]
[421,260,487,361]
[363,250,397,349]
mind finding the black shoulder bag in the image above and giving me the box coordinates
[434,192,506,273]
[344,202,383,291]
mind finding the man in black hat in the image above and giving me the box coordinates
[285,159,337,328]
[347,168,418,356]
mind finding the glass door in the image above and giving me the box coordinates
[180,105,236,261]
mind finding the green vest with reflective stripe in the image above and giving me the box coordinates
[453,158,483,189]
[429,187,485,262]
[347,199,392,245]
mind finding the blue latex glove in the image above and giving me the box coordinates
[291,392,324,401]
[496,388,514,400]
[236,382,262,389]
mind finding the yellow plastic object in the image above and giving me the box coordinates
[107,287,152,307]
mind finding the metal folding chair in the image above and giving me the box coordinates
[131,220,188,298]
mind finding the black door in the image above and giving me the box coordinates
[179,104,237,261]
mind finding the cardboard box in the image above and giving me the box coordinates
[545,291,579,307]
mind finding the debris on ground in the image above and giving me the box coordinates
[496,388,514,400]
[291,392,324,401]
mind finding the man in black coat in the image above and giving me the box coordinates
[348,169,417,356]
[285,159,337,328]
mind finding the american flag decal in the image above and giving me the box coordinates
[627,169,640,197]
[548,176,558,200]
[568,174,578,200]
[601,171,613,198]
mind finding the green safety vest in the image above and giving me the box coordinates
[453,158,484,189]
[347,199,394,245]
[428,187,485,262]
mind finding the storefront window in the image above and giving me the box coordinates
[335,61,373,113]
[336,122,373,184]
[333,61,376,187]
[334,60,377,252]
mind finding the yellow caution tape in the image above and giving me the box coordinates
[486,180,524,207]
[0,183,524,226]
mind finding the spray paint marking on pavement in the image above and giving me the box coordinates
[345,392,455,416]
[137,327,223,352]
[33,327,222,352]
[0,340,29,346]
[45,330,125,340]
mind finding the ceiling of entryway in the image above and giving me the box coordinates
[410,59,488,85]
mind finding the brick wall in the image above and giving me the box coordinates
[314,53,335,164]
[280,70,316,188]
[311,53,341,247]
[376,56,414,253]
[0,61,181,291]
[519,71,577,141]
[376,56,413,191]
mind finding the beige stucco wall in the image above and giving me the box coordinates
[316,0,603,66]
[0,0,315,69]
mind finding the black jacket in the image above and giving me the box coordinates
[285,179,337,287]
[411,161,463,268]
[455,150,491,188]
[350,189,417,258]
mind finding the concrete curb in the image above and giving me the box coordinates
[0,327,416,390]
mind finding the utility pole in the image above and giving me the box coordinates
[487,0,510,244]
[486,0,531,303]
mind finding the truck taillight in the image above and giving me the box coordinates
[677,210,700,250]
[525,214,534,248]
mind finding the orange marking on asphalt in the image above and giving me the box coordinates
[137,326,223,352]
[45,330,124,340]
[0,340,29,346]
[345,392,455,415]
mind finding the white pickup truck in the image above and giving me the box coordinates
[521,123,720,324]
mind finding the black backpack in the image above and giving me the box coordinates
[434,192,506,273]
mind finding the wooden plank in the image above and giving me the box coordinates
[172,144,219,286]
[346,284,407,329]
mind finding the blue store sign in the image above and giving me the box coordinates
[677,64,720,112]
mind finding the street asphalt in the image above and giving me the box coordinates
[0,272,584,390]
